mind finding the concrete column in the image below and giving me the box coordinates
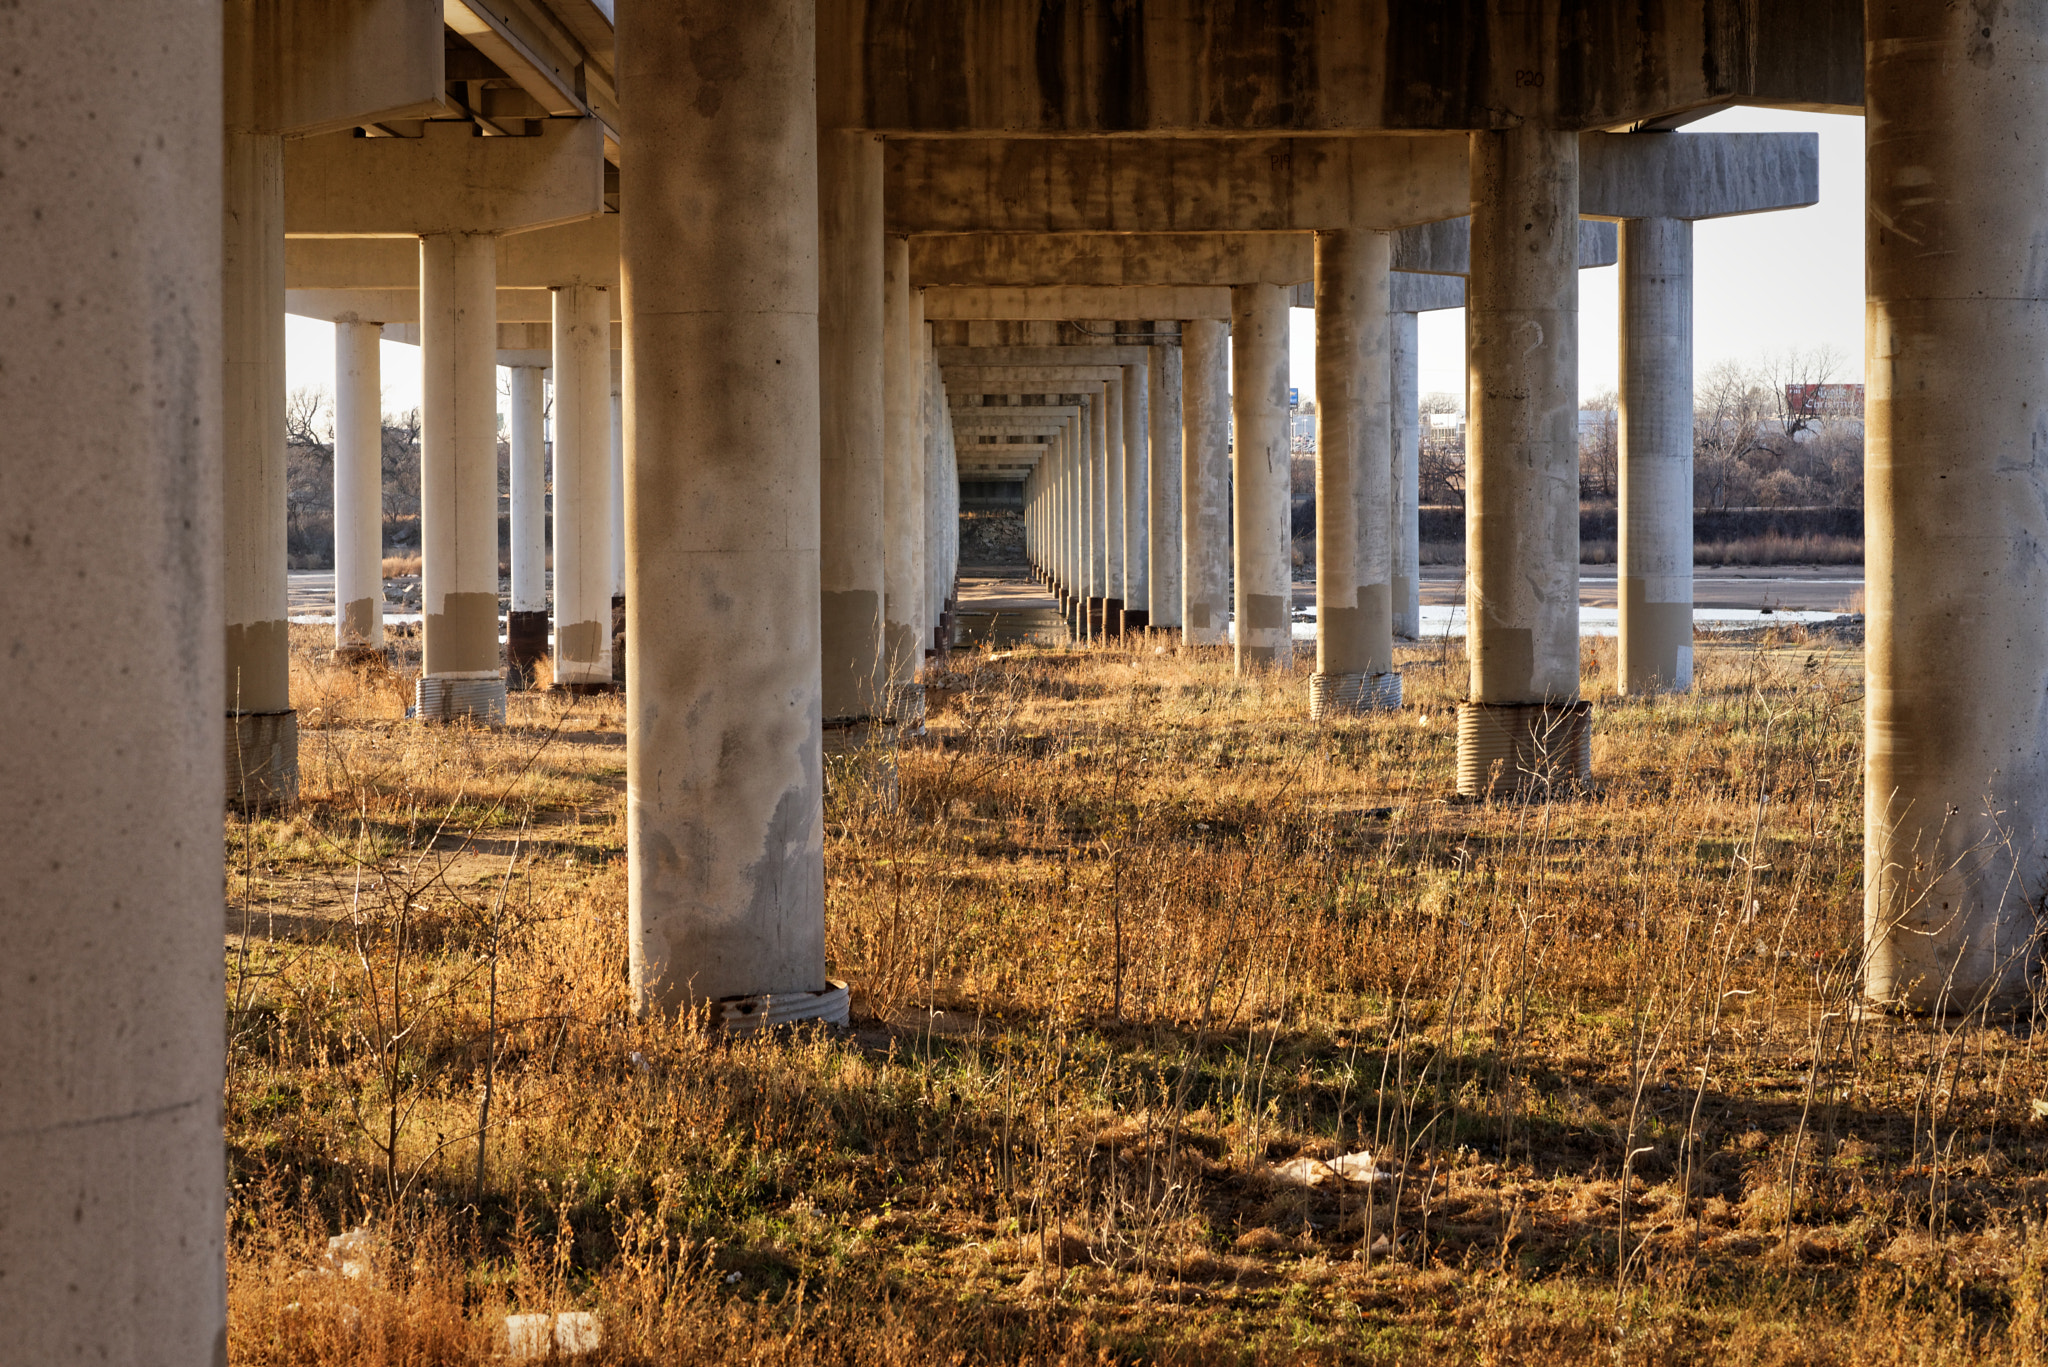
[1183,317,1232,645]
[1063,419,1083,633]
[1391,309,1423,640]
[551,284,613,689]
[1085,397,1107,637]
[1865,8,2048,1013]
[1231,283,1293,671]
[417,231,505,723]
[882,235,925,696]
[619,0,841,1022]
[1460,125,1586,796]
[1312,230,1400,715]
[506,363,548,687]
[609,369,625,683]
[1101,376,1126,633]
[223,124,295,808]
[1121,360,1151,631]
[334,317,385,663]
[1148,341,1185,630]
[1618,217,1694,695]
[818,130,887,736]
[2,4,223,1355]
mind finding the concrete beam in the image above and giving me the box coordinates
[937,345,1151,367]
[287,215,620,288]
[1579,131,1820,221]
[234,0,447,137]
[888,136,1469,233]
[1393,218,1619,276]
[830,1,1863,134]
[955,405,1082,421]
[285,118,606,235]
[926,285,1232,321]
[942,365,1130,385]
[913,232,1311,287]
[287,286,621,324]
[1391,272,1467,313]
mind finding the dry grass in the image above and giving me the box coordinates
[222,624,2048,1364]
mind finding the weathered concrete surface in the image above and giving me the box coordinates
[1579,131,1819,221]
[286,216,620,289]
[1466,126,1580,706]
[622,0,827,1011]
[927,285,1233,320]
[1231,284,1292,670]
[1121,360,1151,628]
[1394,216,1616,276]
[553,285,614,687]
[334,317,385,656]
[888,136,1467,233]
[285,117,606,235]
[1618,218,1694,695]
[234,0,446,137]
[0,1,225,1358]
[831,2,1862,134]
[914,233,1313,288]
[1390,308,1422,639]
[883,238,926,687]
[1865,6,2048,1013]
[818,131,888,726]
[938,344,1152,367]
[506,362,547,683]
[1182,317,1231,645]
[1148,342,1184,628]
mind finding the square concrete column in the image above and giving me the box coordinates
[506,362,549,687]
[2,1,225,1358]
[1084,397,1106,638]
[1312,230,1401,715]
[1121,358,1151,632]
[619,0,842,1023]
[1459,126,1587,796]
[551,284,613,690]
[417,231,507,723]
[883,236,926,703]
[1618,217,1695,695]
[1101,374,1126,633]
[224,123,296,808]
[1148,340,1185,631]
[334,316,387,663]
[1864,8,2048,1013]
[818,130,888,742]
[1231,283,1293,671]
[1391,309,1423,640]
[1182,317,1232,645]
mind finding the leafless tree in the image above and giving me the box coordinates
[1693,360,1771,510]
[1579,389,1618,500]
[1416,391,1465,505]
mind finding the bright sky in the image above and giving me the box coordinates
[285,107,1866,422]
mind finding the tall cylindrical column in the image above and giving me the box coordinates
[1459,126,1586,796]
[1391,309,1423,640]
[609,368,625,683]
[1183,318,1232,645]
[818,130,887,739]
[882,236,926,699]
[1121,361,1151,632]
[1865,9,2048,1013]
[1618,216,1694,695]
[334,317,386,663]
[223,125,295,807]
[1148,341,1184,631]
[620,0,840,1021]
[417,231,505,723]
[506,363,548,687]
[1085,397,1106,638]
[1312,230,1400,715]
[552,284,614,689]
[1231,284,1293,671]
[1101,376,1126,633]
[2,5,224,1355]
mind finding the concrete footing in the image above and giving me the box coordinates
[506,609,550,688]
[1455,701,1592,798]
[1122,608,1150,634]
[1102,597,1125,636]
[416,675,507,725]
[1309,671,1402,718]
[226,710,300,812]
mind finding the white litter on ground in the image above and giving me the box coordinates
[506,1311,601,1359]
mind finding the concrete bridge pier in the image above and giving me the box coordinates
[1312,230,1400,715]
[506,362,549,687]
[1085,395,1108,639]
[416,230,507,724]
[333,316,387,664]
[224,120,296,807]
[1618,217,1694,695]
[551,284,614,690]
[882,236,926,722]
[609,369,625,684]
[1231,283,1293,671]
[1183,317,1232,646]
[1149,340,1185,634]
[619,0,840,1024]
[1458,126,1587,796]
[819,129,889,748]
[1101,374,1126,635]
[2,4,226,1357]
[1121,357,1151,632]
[1865,7,2048,1014]
[1390,307,1422,641]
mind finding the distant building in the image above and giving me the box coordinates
[1785,383,1864,418]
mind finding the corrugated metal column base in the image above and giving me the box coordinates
[1456,700,1593,798]
[416,676,508,726]
[715,981,852,1033]
[1310,671,1403,718]
[227,710,299,812]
